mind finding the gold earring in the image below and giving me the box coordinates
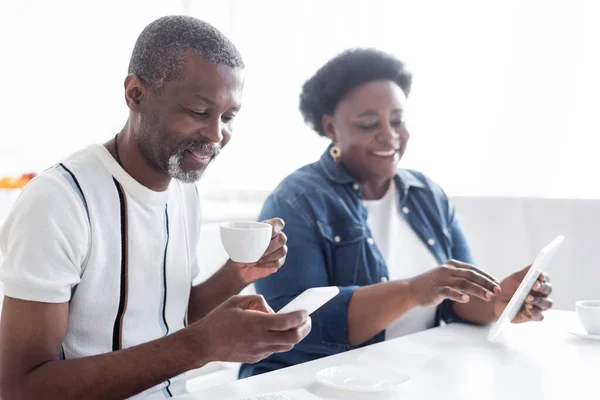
[329,145,342,164]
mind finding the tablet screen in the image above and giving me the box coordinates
[487,234,565,342]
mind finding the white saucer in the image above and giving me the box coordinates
[315,364,410,393]
[567,325,600,341]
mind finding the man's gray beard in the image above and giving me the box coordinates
[168,151,203,183]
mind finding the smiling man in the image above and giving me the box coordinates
[0,16,310,399]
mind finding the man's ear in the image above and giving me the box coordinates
[124,74,146,112]
[322,114,338,143]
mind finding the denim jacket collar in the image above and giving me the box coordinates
[318,145,428,197]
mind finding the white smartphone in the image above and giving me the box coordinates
[277,286,340,315]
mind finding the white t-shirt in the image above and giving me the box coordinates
[0,145,202,399]
[364,183,439,340]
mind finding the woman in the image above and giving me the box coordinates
[239,49,553,378]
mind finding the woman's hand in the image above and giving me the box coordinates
[494,266,553,323]
[408,260,501,307]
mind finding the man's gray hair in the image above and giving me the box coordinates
[128,15,244,90]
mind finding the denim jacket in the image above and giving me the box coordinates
[239,147,473,378]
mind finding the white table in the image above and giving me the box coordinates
[175,310,599,399]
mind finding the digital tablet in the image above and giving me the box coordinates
[487,234,565,342]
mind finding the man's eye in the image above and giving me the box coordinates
[190,110,208,118]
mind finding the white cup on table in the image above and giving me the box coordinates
[576,300,600,335]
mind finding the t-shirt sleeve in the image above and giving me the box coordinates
[0,172,90,303]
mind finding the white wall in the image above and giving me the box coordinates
[0,0,184,176]
[453,197,600,310]
[2,0,600,200]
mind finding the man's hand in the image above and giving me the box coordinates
[188,294,311,365]
[232,218,287,285]
[188,219,288,324]
[494,266,553,323]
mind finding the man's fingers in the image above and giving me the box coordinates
[252,338,309,360]
[267,318,312,345]
[237,295,273,313]
[262,310,308,332]
[255,260,285,272]
[251,319,312,360]
[261,328,311,354]
[263,218,285,238]
[263,344,294,354]
[448,277,494,301]
[446,260,500,286]
[258,246,287,264]
[261,232,288,258]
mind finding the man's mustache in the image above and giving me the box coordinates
[176,140,221,158]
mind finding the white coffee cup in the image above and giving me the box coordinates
[220,221,273,263]
[576,300,600,335]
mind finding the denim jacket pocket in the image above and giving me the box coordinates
[317,221,365,285]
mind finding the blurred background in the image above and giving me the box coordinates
[1,0,599,198]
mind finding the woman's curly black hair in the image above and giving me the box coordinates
[299,48,413,136]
